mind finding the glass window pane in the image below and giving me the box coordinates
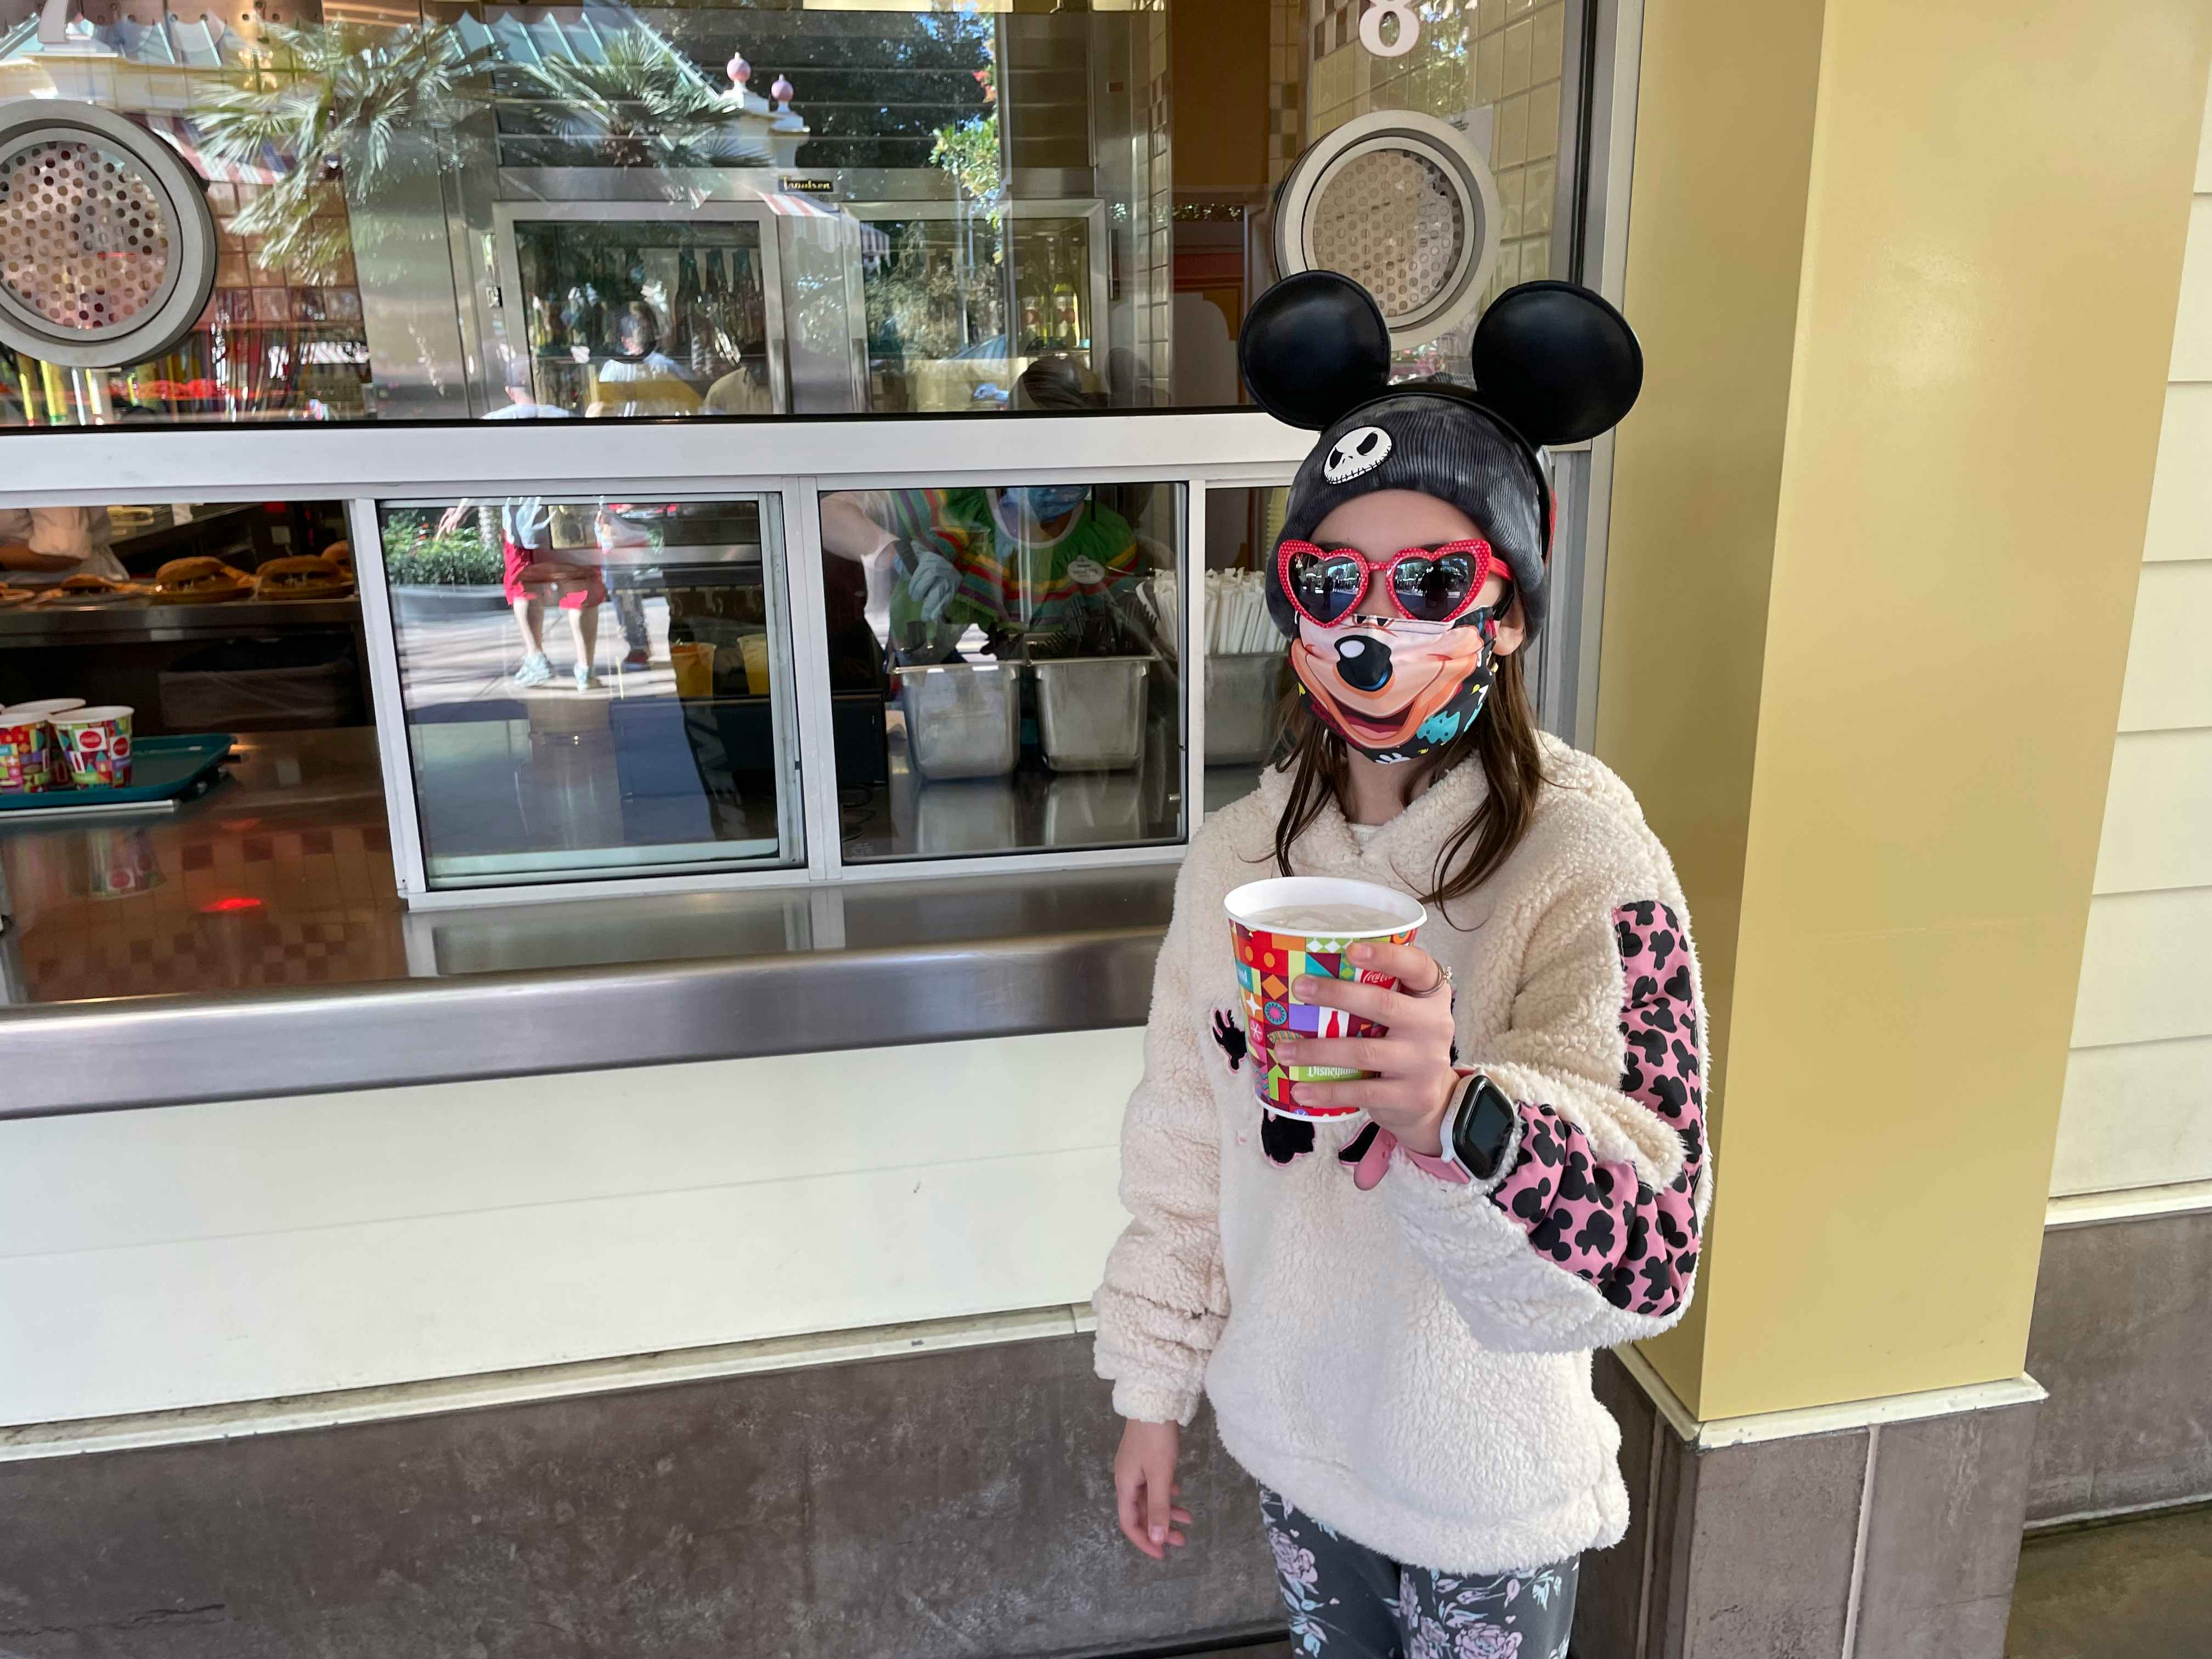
[1,0,1581,428]
[377,494,799,889]
[1198,484,1292,814]
[820,480,1184,861]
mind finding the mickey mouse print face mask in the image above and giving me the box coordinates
[1288,602,1503,765]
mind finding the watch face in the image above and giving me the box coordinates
[1454,1078,1517,1179]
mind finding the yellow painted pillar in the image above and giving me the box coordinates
[1599,0,2212,1420]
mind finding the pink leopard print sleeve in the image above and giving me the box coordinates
[1486,901,1706,1318]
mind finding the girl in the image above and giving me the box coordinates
[1095,274,1711,1658]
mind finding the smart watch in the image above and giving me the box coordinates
[1443,1073,1519,1182]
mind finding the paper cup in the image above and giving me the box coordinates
[50,704,134,788]
[2,699,85,792]
[1224,876,1427,1118]
[0,718,54,793]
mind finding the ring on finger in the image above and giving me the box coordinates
[1403,962,1453,1000]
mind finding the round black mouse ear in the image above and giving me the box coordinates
[1469,280,1643,447]
[1238,271,1392,430]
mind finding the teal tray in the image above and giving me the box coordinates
[0,733,236,815]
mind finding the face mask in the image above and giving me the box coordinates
[1286,607,1502,765]
[1007,484,1091,524]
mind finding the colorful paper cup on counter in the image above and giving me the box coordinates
[49,704,134,788]
[0,716,54,792]
[1,698,87,791]
[1223,875,1427,1119]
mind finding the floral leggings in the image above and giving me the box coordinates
[1260,1488,1580,1659]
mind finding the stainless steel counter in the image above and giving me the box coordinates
[0,729,1175,1119]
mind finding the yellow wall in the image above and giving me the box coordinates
[1601,0,2212,1419]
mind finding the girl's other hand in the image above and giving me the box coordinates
[1272,940,1459,1155]
[1114,1418,1193,1560]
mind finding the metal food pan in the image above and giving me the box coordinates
[896,660,1022,780]
[1204,651,1284,765]
[1033,655,1150,772]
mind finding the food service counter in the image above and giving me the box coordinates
[0,727,1172,1119]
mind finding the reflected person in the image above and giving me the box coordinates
[587,303,701,420]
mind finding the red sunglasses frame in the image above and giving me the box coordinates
[1275,537,1498,629]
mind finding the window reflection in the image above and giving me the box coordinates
[0,0,1575,427]
[379,494,798,888]
[820,473,1183,862]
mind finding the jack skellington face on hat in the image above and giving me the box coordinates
[1238,270,1643,763]
[1323,424,1393,483]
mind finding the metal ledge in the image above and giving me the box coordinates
[2,922,1163,1119]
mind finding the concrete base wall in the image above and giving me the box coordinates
[2025,1203,2212,1524]
[0,1335,1281,1659]
[1579,1352,2041,1659]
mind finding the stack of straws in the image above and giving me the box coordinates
[1138,569,1279,659]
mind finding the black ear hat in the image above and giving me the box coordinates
[1239,272,1641,640]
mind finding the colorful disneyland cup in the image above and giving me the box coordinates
[1223,875,1427,1119]
[50,704,134,788]
[0,715,54,792]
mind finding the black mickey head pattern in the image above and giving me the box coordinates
[1483,901,1708,1317]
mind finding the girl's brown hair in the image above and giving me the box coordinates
[1269,647,1548,912]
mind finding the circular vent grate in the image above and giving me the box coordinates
[1274,111,1499,351]
[0,101,215,370]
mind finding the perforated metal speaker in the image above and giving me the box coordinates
[1273,110,1499,352]
[0,99,217,370]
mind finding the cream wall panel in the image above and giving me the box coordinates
[2142,384,2212,563]
[2115,560,2212,732]
[2070,885,2212,1049]
[2171,196,2212,379]
[2094,727,2212,894]
[0,1029,1146,1427]
[0,1032,1139,1259]
[2053,63,2212,1198]
[2051,1036,2212,1196]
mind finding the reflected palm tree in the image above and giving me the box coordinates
[194,21,488,281]
[507,31,753,170]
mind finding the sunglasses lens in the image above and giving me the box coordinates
[1391,551,1478,623]
[1288,551,1365,624]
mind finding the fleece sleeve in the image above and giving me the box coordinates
[1382,856,1714,1355]
[1091,859,1231,1425]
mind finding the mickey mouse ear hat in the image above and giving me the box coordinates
[1240,270,1642,640]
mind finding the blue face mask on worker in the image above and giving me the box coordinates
[1005,484,1092,525]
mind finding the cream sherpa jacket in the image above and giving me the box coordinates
[1094,735,1714,1575]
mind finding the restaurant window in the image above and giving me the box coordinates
[372,493,801,889]
[0,0,1587,427]
[820,475,1184,862]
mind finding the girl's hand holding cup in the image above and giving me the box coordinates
[1271,939,1459,1155]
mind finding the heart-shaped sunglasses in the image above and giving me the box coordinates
[1276,537,1497,628]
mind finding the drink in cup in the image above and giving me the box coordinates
[1223,875,1427,1119]
[50,705,134,788]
